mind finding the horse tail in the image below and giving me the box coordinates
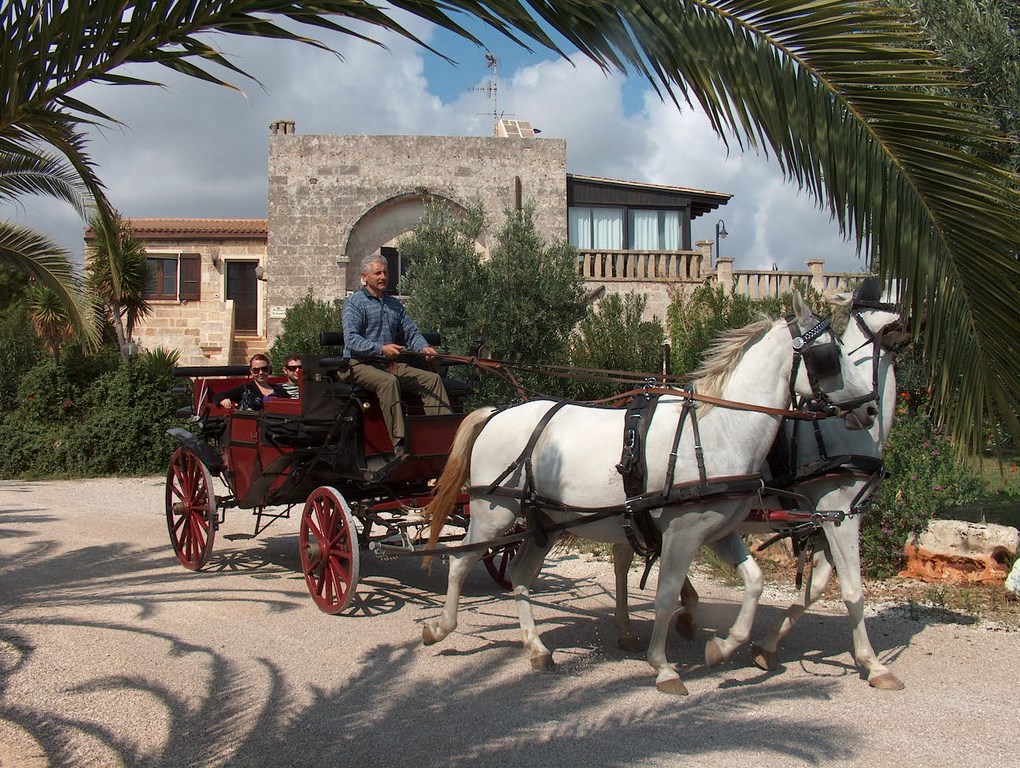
[423,406,497,565]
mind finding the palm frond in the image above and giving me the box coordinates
[0,220,101,346]
[0,147,90,216]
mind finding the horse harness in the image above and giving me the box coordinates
[759,285,898,585]
[467,393,766,588]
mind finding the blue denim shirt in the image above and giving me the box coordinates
[342,287,428,359]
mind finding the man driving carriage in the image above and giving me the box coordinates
[340,254,452,456]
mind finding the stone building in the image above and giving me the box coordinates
[108,119,857,365]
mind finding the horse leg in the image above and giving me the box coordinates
[422,503,516,647]
[612,543,642,652]
[751,545,833,671]
[674,577,700,640]
[509,534,561,669]
[704,534,763,667]
[822,518,904,690]
[646,528,700,695]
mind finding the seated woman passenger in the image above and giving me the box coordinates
[218,354,290,410]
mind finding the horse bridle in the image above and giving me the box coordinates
[788,313,876,415]
[848,278,911,391]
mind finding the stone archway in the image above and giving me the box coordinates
[344,193,485,294]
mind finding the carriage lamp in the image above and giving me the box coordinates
[468,335,492,360]
[714,219,729,266]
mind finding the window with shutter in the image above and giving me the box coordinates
[144,253,201,301]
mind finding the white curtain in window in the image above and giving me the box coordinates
[662,210,680,250]
[630,210,659,249]
[592,208,623,249]
[568,207,592,249]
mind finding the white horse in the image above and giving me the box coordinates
[748,279,906,689]
[422,294,877,694]
[616,278,906,689]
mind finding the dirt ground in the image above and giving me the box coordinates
[1,477,1019,768]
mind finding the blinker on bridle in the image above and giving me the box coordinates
[788,314,875,414]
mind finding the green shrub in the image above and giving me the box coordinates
[0,306,43,412]
[861,397,987,578]
[568,292,666,399]
[0,342,181,478]
[666,282,828,376]
[266,290,345,369]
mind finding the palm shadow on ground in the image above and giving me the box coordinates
[0,494,961,767]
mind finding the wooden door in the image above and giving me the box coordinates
[226,261,258,333]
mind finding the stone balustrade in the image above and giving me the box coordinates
[577,245,863,303]
[578,249,707,281]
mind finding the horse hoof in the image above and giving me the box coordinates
[869,672,905,691]
[750,643,776,671]
[655,678,689,696]
[617,634,642,653]
[422,624,442,646]
[674,613,697,641]
[530,653,554,670]
[704,638,726,668]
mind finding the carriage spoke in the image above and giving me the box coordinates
[300,487,359,614]
[165,447,216,571]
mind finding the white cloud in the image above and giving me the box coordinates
[4,25,868,276]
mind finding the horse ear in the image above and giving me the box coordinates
[830,291,852,309]
[792,291,812,325]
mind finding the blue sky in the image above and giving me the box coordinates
[3,12,869,276]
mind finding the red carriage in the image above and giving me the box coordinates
[165,342,517,613]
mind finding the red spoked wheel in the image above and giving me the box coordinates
[482,521,525,590]
[165,447,217,571]
[300,486,360,614]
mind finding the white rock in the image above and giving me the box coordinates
[911,519,1020,558]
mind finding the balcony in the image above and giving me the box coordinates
[577,249,707,282]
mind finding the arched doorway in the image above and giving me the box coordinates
[344,194,485,294]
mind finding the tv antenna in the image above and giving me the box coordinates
[469,52,502,135]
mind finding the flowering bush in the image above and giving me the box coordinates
[861,395,986,578]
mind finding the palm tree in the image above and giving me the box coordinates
[85,210,151,360]
[25,283,74,366]
[1,1,1018,452]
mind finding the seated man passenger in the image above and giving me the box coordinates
[282,354,302,398]
[219,354,290,410]
[339,254,451,456]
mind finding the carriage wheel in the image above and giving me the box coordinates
[482,521,526,590]
[300,486,360,614]
[165,447,217,571]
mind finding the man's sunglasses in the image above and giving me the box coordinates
[285,364,302,371]
[251,365,271,373]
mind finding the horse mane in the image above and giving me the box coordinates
[690,315,777,410]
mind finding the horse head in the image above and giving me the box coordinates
[789,292,877,430]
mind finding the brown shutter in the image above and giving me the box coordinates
[179,253,201,301]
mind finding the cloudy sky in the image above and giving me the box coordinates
[6,11,872,275]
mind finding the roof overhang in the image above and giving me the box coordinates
[567,173,731,219]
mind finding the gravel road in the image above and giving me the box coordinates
[1,477,1018,768]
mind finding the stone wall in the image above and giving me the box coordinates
[134,237,265,365]
[267,131,568,338]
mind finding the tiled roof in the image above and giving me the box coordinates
[85,218,268,241]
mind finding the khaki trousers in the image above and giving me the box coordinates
[340,361,451,446]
